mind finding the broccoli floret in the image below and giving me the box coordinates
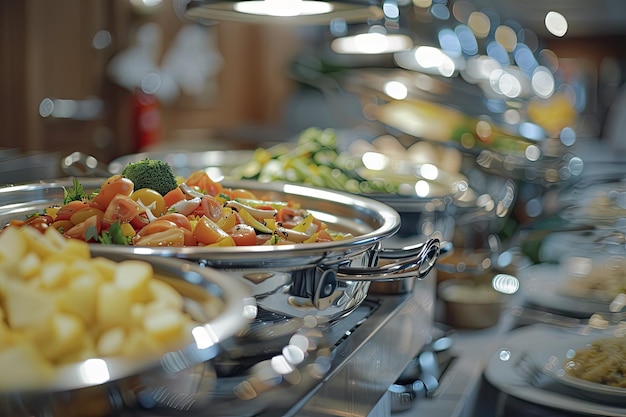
[121,158,178,196]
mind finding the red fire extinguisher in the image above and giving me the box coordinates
[132,88,162,151]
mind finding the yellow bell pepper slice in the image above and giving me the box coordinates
[237,208,273,234]
[292,213,314,233]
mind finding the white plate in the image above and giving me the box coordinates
[550,367,626,404]
[519,263,611,316]
[559,181,626,228]
[531,330,626,404]
[484,324,626,416]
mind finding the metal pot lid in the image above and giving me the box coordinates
[0,178,401,268]
[61,150,255,181]
[337,68,582,184]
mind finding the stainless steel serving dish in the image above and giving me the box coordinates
[0,178,440,321]
[0,250,253,417]
[62,147,513,243]
[61,150,254,180]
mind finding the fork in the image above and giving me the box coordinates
[513,352,586,399]
[514,352,553,388]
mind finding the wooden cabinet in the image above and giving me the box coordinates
[0,0,301,163]
[0,1,116,161]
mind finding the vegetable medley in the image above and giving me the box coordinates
[5,160,352,247]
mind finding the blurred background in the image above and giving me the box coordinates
[1,0,626,162]
[3,3,626,416]
[2,0,626,244]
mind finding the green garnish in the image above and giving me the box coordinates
[84,222,130,245]
[63,178,88,204]
[98,222,131,245]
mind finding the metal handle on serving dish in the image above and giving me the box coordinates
[61,151,112,177]
[335,238,441,282]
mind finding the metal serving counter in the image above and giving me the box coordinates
[265,272,437,417]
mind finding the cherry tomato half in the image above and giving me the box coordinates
[133,228,185,247]
[20,215,54,233]
[102,195,140,224]
[55,201,90,221]
[50,219,74,233]
[193,215,233,246]
[193,195,223,223]
[315,229,334,242]
[158,213,192,231]
[64,215,101,241]
[224,188,258,200]
[227,224,257,246]
[185,171,223,196]
[92,175,134,211]
[135,219,178,238]
[130,212,150,231]
[275,207,304,228]
[70,207,104,226]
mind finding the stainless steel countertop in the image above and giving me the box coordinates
[266,272,437,417]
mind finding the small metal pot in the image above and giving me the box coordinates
[0,178,440,321]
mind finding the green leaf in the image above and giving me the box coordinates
[63,178,88,204]
[104,222,131,245]
[98,231,113,245]
[97,222,131,245]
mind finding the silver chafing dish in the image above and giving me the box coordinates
[0,177,440,322]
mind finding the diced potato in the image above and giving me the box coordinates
[122,328,163,358]
[148,279,184,310]
[129,302,147,327]
[50,241,91,264]
[114,260,152,302]
[0,224,28,262]
[43,226,69,251]
[67,258,102,281]
[0,225,206,390]
[91,257,118,281]
[142,307,186,343]
[21,225,61,259]
[18,252,41,280]
[0,279,55,329]
[38,260,70,289]
[96,327,126,356]
[0,343,55,390]
[63,238,91,260]
[57,274,99,323]
[96,282,132,329]
[57,333,97,364]
[20,315,54,345]
[0,320,21,345]
[41,313,85,361]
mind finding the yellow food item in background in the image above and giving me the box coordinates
[565,337,626,387]
[527,93,577,137]
[0,225,198,390]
